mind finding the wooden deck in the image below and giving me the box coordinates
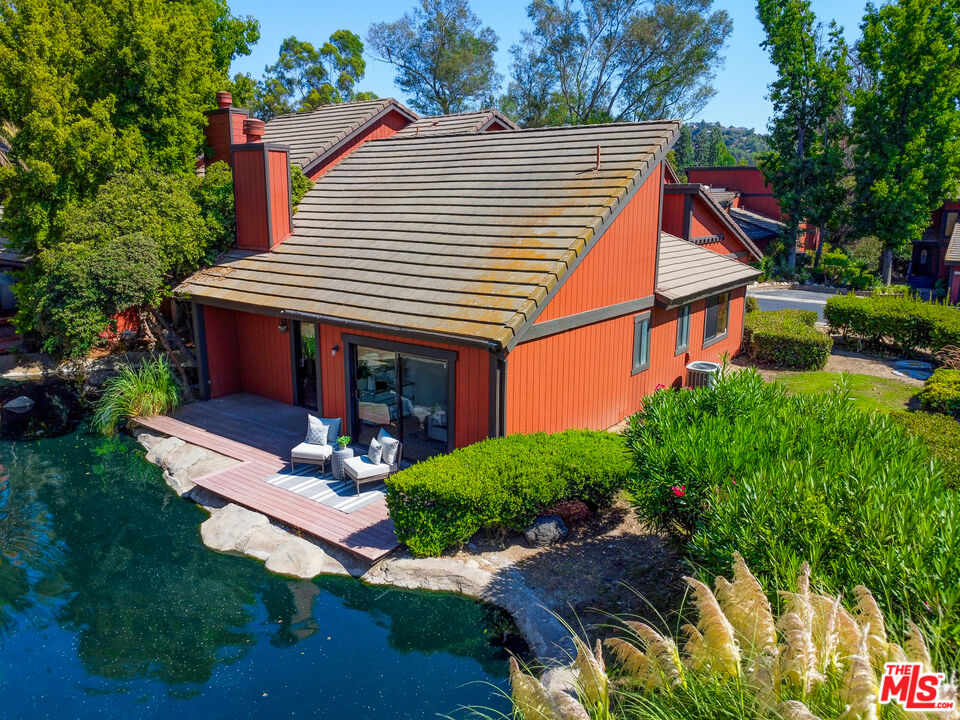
[136,394,398,562]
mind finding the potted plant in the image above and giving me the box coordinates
[337,435,351,450]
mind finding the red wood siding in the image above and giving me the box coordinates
[268,149,292,247]
[687,167,782,220]
[233,149,269,251]
[535,166,662,323]
[661,193,686,238]
[235,311,293,404]
[950,269,960,304]
[205,306,241,398]
[485,120,510,132]
[306,109,412,180]
[690,196,748,258]
[505,287,746,434]
[315,325,491,448]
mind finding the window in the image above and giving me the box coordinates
[675,304,691,354]
[632,312,651,374]
[703,292,730,347]
[944,211,959,240]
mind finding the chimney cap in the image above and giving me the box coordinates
[243,118,265,143]
[216,91,233,109]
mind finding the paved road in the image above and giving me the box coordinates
[747,288,838,321]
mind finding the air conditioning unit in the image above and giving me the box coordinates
[686,361,722,389]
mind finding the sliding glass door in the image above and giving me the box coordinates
[352,344,452,461]
[294,322,319,411]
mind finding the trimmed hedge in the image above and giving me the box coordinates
[623,370,960,649]
[743,308,831,369]
[385,431,631,556]
[892,410,960,491]
[919,368,960,416]
[825,293,960,353]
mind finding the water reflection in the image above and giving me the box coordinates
[0,426,512,718]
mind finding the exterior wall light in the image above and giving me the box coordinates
[278,320,288,333]
[331,344,340,357]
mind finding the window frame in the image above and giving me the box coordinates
[675,304,691,355]
[702,292,730,349]
[632,311,652,375]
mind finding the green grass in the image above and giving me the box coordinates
[772,370,917,413]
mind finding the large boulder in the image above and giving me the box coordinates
[264,536,328,579]
[200,504,270,552]
[524,515,568,547]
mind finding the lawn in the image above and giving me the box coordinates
[771,370,917,413]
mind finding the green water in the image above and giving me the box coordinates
[0,426,512,719]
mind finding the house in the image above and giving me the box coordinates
[685,165,814,253]
[178,97,759,461]
[944,218,960,303]
[906,199,960,292]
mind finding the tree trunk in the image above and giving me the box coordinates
[813,223,826,268]
[785,241,797,272]
[881,248,894,285]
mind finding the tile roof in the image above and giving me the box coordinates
[656,232,761,307]
[946,223,960,265]
[393,110,517,138]
[729,207,785,241]
[179,121,681,349]
[262,99,418,172]
[704,186,739,208]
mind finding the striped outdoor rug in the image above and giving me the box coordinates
[262,465,386,514]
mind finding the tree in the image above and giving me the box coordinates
[851,0,960,284]
[367,0,501,115]
[705,124,736,166]
[252,32,375,120]
[673,124,696,176]
[503,0,732,128]
[0,0,258,257]
[756,0,851,271]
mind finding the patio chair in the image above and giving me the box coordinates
[342,429,402,495]
[290,416,340,475]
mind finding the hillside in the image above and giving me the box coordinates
[689,121,769,165]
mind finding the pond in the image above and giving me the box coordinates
[0,424,513,719]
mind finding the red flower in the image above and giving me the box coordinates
[683,386,693,390]
[655,383,667,391]
[672,485,686,497]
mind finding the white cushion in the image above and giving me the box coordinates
[305,415,329,445]
[367,437,383,463]
[378,431,399,465]
[343,455,388,480]
[291,442,332,461]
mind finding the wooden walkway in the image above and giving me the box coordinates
[136,394,397,562]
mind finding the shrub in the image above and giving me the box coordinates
[825,292,960,353]
[510,559,951,720]
[385,431,630,556]
[93,356,181,435]
[892,411,960,490]
[743,309,831,369]
[744,295,759,314]
[919,368,960,416]
[623,370,960,648]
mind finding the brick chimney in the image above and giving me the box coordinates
[202,91,249,168]
[231,118,293,252]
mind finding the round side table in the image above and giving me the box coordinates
[332,446,354,480]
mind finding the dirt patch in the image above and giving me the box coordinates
[452,498,687,634]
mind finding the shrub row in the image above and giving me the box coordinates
[623,370,960,649]
[892,410,960,491]
[825,292,960,353]
[919,368,960,416]
[742,308,832,370]
[385,431,630,557]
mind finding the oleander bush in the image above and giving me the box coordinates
[825,293,960,353]
[743,309,832,370]
[385,431,631,557]
[623,370,960,650]
[892,411,960,491]
[919,368,960,416]
[509,558,954,720]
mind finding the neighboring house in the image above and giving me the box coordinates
[906,199,960,292]
[685,165,814,253]
[660,181,763,263]
[943,220,960,303]
[179,98,759,461]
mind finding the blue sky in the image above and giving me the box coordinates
[229,0,868,132]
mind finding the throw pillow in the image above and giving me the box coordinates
[377,429,399,465]
[367,437,383,464]
[305,415,329,445]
